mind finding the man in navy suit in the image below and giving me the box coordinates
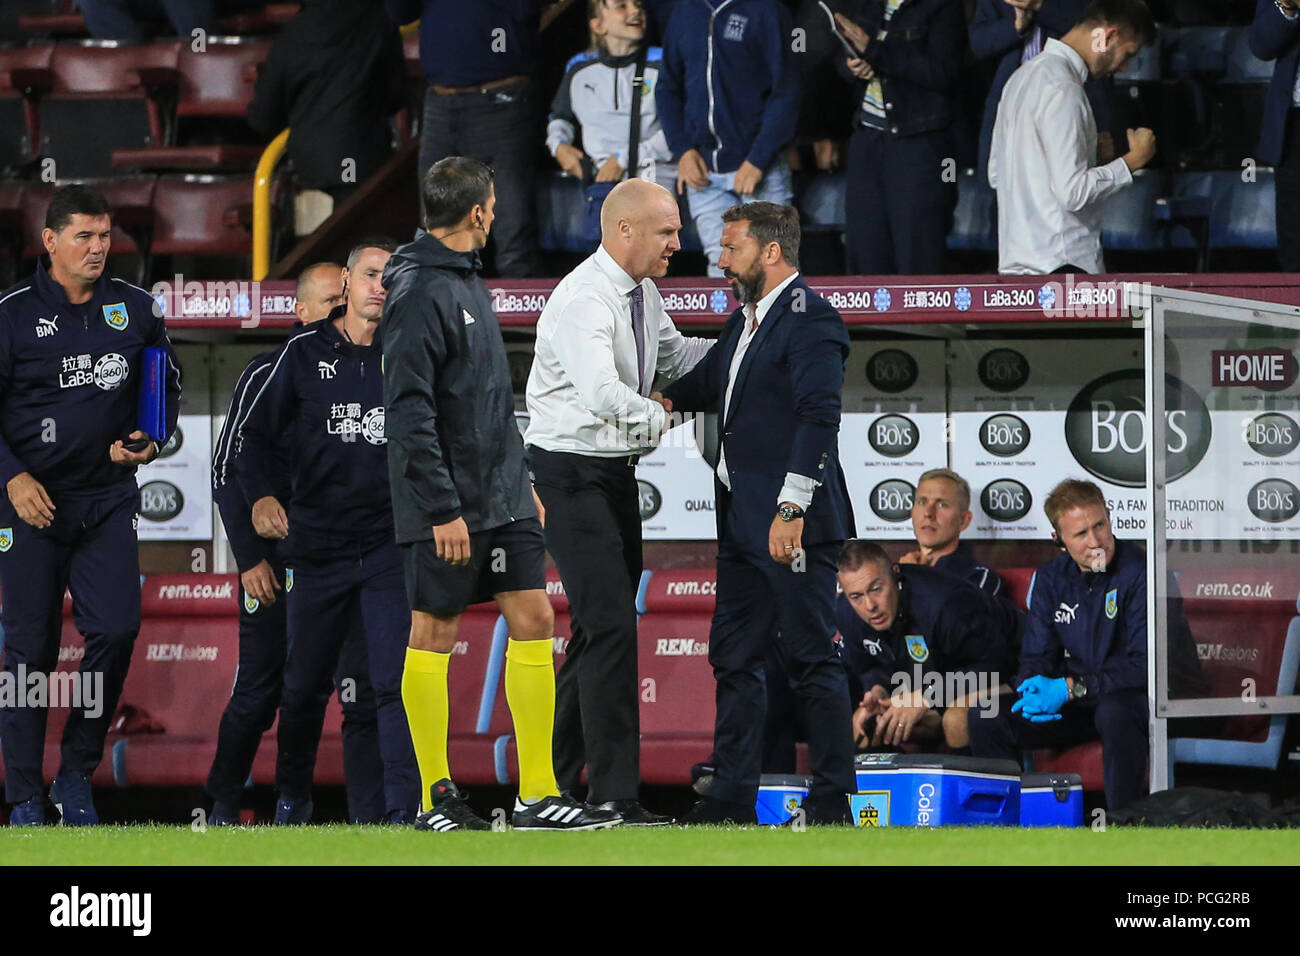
[1250,0,1300,271]
[663,202,856,824]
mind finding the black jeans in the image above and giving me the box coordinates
[1274,108,1300,272]
[527,448,642,803]
[418,80,539,278]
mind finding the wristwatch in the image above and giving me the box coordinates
[1068,676,1088,701]
[777,503,805,522]
[1276,0,1298,19]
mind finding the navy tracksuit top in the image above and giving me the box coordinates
[838,564,1010,698]
[235,312,393,557]
[0,257,181,496]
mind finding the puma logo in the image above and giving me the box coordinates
[1054,602,1080,624]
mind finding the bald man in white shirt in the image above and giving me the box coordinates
[989,0,1157,274]
[524,178,710,824]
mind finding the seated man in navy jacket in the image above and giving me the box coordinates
[967,478,1147,811]
[837,540,1010,751]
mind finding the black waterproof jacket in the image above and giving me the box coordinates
[381,231,534,543]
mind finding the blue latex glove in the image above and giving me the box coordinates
[1011,694,1064,722]
[1013,675,1070,716]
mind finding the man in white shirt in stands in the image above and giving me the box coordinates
[989,0,1157,274]
[524,177,710,825]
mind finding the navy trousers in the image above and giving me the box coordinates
[707,509,855,807]
[205,551,385,822]
[418,81,539,278]
[967,688,1149,812]
[844,125,957,275]
[274,540,419,816]
[0,485,140,803]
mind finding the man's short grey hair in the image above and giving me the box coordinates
[917,467,972,513]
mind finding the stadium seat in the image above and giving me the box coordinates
[1222,26,1273,83]
[534,172,591,255]
[1209,169,1275,249]
[149,174,253,259]
[0,180,27,286]
[1099,168,1167,251]
[0,42,53,173]
[796,170,845,232]
[947,167,996,252]
[36,40,181,179]
[113,38,269,172]
[1163,25,1231,77]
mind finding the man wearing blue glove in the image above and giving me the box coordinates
[967,478,1148,811]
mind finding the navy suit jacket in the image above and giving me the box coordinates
[662,275,855,553]
[1250,0,1300,166]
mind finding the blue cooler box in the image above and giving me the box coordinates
[1019,772,1084,827]
[853,754,1021,827]
[755,774,812,825]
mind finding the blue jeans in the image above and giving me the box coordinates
[686,157,794,277]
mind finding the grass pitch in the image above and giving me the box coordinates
[1,824,1294,866]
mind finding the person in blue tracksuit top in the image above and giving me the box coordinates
[655,0,800,276]
[0,184,181,826]
[968,478,1149,811]
[236,237,420,824]
[836,540,1010,752]
[205,265,384,825]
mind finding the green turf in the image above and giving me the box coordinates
[0,824,1294,865]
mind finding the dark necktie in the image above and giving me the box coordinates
[629,285,646,395]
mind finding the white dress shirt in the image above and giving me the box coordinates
[716,271,818,510]
[989,38,1134,275]
[525,244,711,456]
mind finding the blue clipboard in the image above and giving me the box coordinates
[137,346,170,444]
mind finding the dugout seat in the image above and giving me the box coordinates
[1169,569,1300,779]
[636,569,717,783]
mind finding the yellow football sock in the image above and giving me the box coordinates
[505,637,560,803]
[401,646,451,811]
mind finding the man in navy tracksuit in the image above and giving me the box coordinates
[206,295,384,825]
[968,479,1148,810]
[0,185,180,825]
[655,0,800,275]
[236,238,420,824]
[837,540,1009,751]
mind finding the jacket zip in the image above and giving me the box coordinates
[706,0,736,171]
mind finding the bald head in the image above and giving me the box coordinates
[295,262,344,323]
[600,178,682,281]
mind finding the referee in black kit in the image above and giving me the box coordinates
[524,178,710,825]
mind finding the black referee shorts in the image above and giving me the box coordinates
[402,517,547,616]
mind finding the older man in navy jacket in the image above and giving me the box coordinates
[1250,0,1300,270]
[664,202,855,824]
